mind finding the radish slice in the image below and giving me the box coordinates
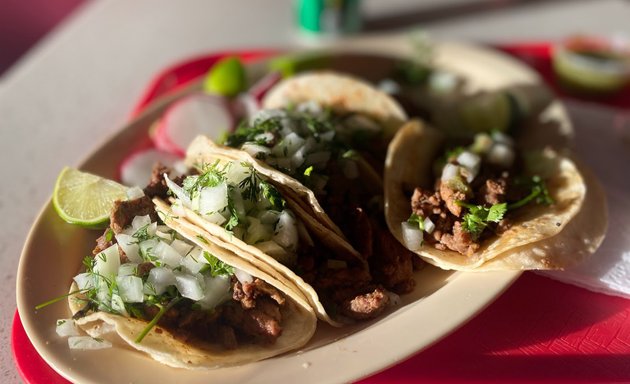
[154,93,233,155]
[120,148,180,187]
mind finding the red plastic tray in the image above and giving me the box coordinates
[13,46,630,384]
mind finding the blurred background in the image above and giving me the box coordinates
[2,0,628,77]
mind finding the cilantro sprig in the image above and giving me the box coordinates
[508,175,553,210]
[407,213,425,231]
[457,201,507,240]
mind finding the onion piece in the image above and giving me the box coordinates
[111,293,129,316]
[164,174,192,208]
[118,263,139,277]
[56,319,80,337]
[126,186,145,200]
[487,143,515,168]
[241,143,271,159]
[145,267,175,295]
[423,217,436,234]
[153,241,183,268]
[115,234,142,263]
[234,268,253,284]
[173,272,205,301]
[93,244,121,279]
[170,239,193,256]
[73,273,94,290]
[401,222,423,251]
[441,163,460,182]
[273,210,298,252]
[198,182,228,215]
[131,215,152,231]
[68,336,112,350]
[457,151,481,183]
[197,275,231,310]
[116,276,144,303]
[255,241,295,265]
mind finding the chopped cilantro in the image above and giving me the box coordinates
[303,165,314,177]
[508,175,553,210]
[457,201,507,239]
[407,213,425,231]
[202,251,234,277]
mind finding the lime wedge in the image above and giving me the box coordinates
[203,56,246,97]
[53,167,128,228]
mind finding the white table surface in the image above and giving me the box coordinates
[2,0,630,381]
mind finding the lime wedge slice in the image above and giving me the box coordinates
[203,56,246,97]
[53,167,128,228]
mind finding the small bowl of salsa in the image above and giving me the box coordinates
[553,35,630,93]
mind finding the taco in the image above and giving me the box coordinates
[217,72,422,296]
[383,119,607,270]
[67,191,316,369]
[155,150,402,326]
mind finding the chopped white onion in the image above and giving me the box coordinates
[242,143,271,159]
[173,160,189,175]
[139,238,159,261]
[115,233,141,263]
[273,210,298,251]
[203,211,227,226]
[234,268,253,284]
[145,267,175,295]
[93,244,121,279]
[471,133,493,154]
[250,109,285,125]
[457,151,481,183]
[296,100,323,114]
[401,222,423,251]
[131,215,152,231]
[126,186,145,200]
[429,71,458,94]
[173,272,205,301]
[377,78,401,95]
[487,143,515,169]
[118,263,138,277]
[68,336,112,350]
[198,182,228,215]
[74,273,94,290]
[171,239,193,256]
[153,241,183,268]
[258,210,280,225]
[56,319,80,337]
[110,293,129,316]
[319,130,335,142]
[226,162,251,185]
[245,217,273,244]
[116,276,144,303]
[254,132,275,145]
[255,241,294,265]
[164,174,192,207]
[423,217,435,234]
[197,275,231,310]
[180,250,206,275]
[441,163,460,182]
[284,132,305,155]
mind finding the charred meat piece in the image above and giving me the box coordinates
[440,221,480,255]
[223,302,283,344]
[336,286,389,321]
[439,181,466,217]
[143,163,187,199]
[233,278,285,309]
[370,223,416,294]
[109,196,158,234]
[478,177,507,206]
[92,229,113,255]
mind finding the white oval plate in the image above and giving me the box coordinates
[15,38,551,384]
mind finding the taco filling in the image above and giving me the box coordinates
[73,193,290,350]
[223,104,420,295]
[162,159,392,321]
[401,131,554,256]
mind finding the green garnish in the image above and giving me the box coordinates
[508,175,553,210]
[407,213,425,231]
[201,251,235,277]
[238,165,285,210]
[457,201,507,239]
[131,223,154,244]
[135,297,182,343]
[35,289,88,310]
[196,235,209,244]
[303,165,314,177]
[104,228,114,242]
